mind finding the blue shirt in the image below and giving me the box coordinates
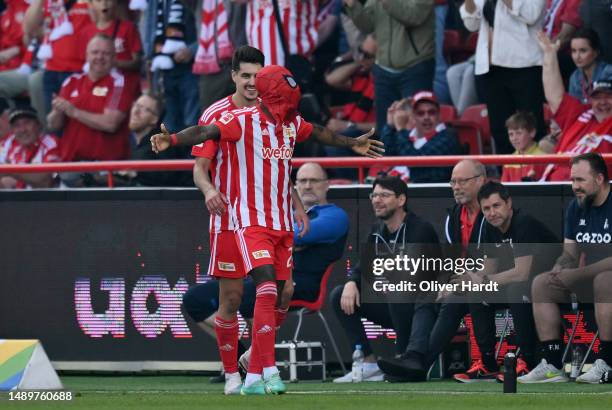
[568,61,612,104]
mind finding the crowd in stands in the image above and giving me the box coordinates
[0,0,611,188]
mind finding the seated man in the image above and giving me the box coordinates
[381,91,459,183]
[47,34,133,163]
[501,111,547,182]
[451,181,559,382]
[119,93,191,186]
[537,33,612,181]
[0,105,59,188]
[182,162,349,383]
[330,175,439,382]
[520,153,612,384]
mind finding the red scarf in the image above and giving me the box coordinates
[193,0,233,75]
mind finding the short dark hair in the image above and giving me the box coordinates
[570,152,610,182]
[477,181,511,204]
[232,46,265,72]
[142,92,164,118]
[571,28,601,53]
[372,175,408,211]
[505,111,536,131]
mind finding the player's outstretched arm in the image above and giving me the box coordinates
[310,125,384,158]
[150,123,221,154]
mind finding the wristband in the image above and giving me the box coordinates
[170,133,178,146]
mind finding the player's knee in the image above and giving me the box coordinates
[593,271,612,299]
[250,265,276,285]
[221,290,243,314]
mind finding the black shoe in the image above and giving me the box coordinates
[377,351,427,382]
[209,371,225,384]
[601,370,611,384]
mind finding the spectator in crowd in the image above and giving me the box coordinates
[446,55,479,116]
[568,28,612,104]
[142,0,200,133]
[119,93,191,186]
[182,162,349,387]
[24,0,92,116]
[0,0,44,120]
[433,0,451,104]
[378,160,487,381]
[0,0,29,72]
[450,181,558,382]
[501,111,547,182]
[47,34,132,162]
[537,33,612,181]
[520,153,612,384]
[323,34,377,178]
[0,105,59,189]
[461,0,547,154]
[330,175,440,383]
[244,0,319,69]
[0,98,10,139]
[381,91,459,183]
[543,0,582,81]
[324,35,377,137]
[194,0,247,109]
[580,0,612,62]
[83,0,143,102]
[343,0,435,134]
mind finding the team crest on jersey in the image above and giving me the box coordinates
[283,126,296,140]
[252,250,271,259]
[92,86,108,97]
[219,111,234,125]
[218,261,236,271]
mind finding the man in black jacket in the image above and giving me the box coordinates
[330,175,440,382]
[379,159,487,380]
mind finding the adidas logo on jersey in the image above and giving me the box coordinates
[219,343,234,352]
[262,145,293,160]
[257,325,273,335]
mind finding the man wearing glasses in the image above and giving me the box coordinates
[331,175,440,382]
[381,91,459,183]
[379,159,487,381]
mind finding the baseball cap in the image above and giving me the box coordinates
[411,91,439,109]
[591,79,612,97]
[9,106,39,125]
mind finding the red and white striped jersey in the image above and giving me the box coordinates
[246,0,319,66]
[192,96,238,233]
[0,133,60,189]
[214,106,313,231]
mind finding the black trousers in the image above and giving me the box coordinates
[330,285,415,358]
[476,66,545,154]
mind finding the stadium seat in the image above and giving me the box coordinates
[440,104,458,123]
[448,120,483,155]
[289,263,347,374]
[460,104,494,153]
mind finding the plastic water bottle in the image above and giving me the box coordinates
[503,352,517,394]
[351,344,364,382]
[570,345,584,379]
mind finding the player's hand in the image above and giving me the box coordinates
[150,123,172,154]
[294,207,310,238]
[551,268,580,290]
[340,281,360,315]
[204,188,227,216]
[351,128,385,158]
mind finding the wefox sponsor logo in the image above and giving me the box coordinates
[262,145,293,160]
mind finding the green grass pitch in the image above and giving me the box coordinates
[1,375,611,409]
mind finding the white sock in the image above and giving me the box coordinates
[225,372,240,381]
[363,362,379,372]
[244,373,262,387]
[263,366,279,379]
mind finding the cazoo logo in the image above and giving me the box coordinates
[576,232,612,243]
